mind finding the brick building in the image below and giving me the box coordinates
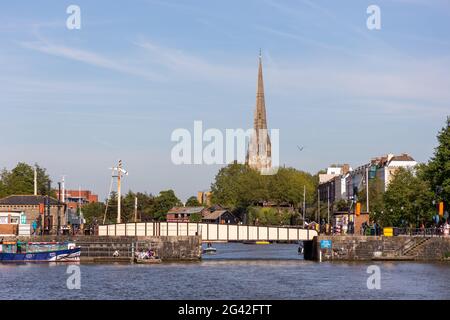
[0,195,65,234]
[55,189,98,210]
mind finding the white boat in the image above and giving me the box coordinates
[203,247,217,254]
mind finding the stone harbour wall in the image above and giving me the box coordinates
[311,235,450,261]
[3,235,202,261]
[416,237,450,261]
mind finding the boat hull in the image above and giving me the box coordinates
[202,248,217,254]
[134,258,162,264]
[0,248,81,262]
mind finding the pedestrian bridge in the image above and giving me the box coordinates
[98,222,317,242]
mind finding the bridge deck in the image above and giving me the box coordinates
[98,222,317,241]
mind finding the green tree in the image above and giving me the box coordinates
[335,199,350,212]
[268,167,315,209]
[152,190,182,221]
[425,116,450,204]
[121,191,138,222]
[380,167,434,227]
[211,163,316,224]
[189,212,202,222]
[185,196,202,207]
[135,192,156,221]
[210,163,267,209]
[247,207,293,226]
[81,202,106,225]
[357,175,385,219]
[0,162,54,197]
[102,190,156,223]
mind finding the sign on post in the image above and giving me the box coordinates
[320,239,332,249]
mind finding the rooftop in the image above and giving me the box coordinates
[168,206,204,214]
[0,195,60,206]
[203,210,230,221]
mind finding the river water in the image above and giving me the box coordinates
[0,243,449,300]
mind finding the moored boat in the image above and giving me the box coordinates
[202,247,217,254]
[0,241,80,262]
[243,241,270,245]
[134,257,162,264]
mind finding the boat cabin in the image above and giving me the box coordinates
[0,241,75,254]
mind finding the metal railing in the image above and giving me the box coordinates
[80,242,134,258]
[392,227,446,237]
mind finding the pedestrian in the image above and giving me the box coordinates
[32,219,38,235]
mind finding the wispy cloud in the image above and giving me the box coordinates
[19,39,164,81]
[134,39,251,82]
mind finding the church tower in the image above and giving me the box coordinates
[246,51,272,172]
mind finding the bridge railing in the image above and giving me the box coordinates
[98,222,317,241]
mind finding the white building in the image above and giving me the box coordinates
[346,153,417,200]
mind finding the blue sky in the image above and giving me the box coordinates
[0,0,449,201]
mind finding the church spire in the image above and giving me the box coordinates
[247,51,272,172]
[254,50,267,131]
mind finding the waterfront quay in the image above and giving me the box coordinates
[2,235,202,262]
[310,235,450,261]
[3,232,450,263]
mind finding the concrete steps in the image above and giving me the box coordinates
[403,237,431,256]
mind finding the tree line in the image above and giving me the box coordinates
[210,164,318,225]
[82,189,186,224]
[0,162,191,225]
[0,163,54,198]
[210,116,450,228]
[2,116,448,228]
[361,116,449,227]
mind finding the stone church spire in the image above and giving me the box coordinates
[247,51,272,172]
[254,50,268,131]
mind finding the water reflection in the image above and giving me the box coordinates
[1,242,449,300]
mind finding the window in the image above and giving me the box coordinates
[175,214,179,218]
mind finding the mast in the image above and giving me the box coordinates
[302,185,306,228]
[117,160,122,224]
[103,168,115,224]
[34,166,37,195]
[61,175,65,203]
[57,182,61,235]
[134,196,138,223]
[110,160,127,224]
